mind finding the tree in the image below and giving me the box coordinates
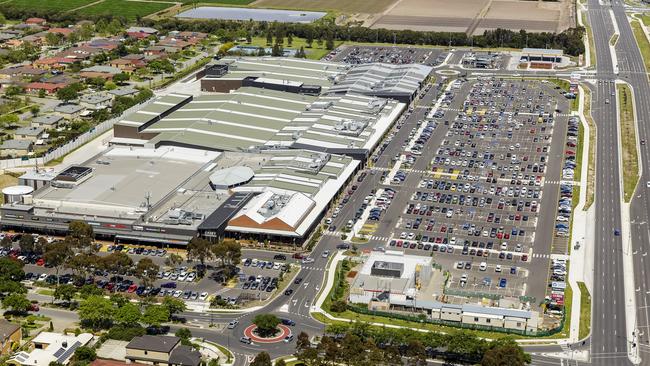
[45,32,63,46]
[0,236,11,249]
[0,257,25,294]
[175,327,192,341]
[135,258,160,288]
[274,359,286,366]
[56,85,80,103]
[101,252,133,277]
[53,284,76,304]
[148,59,174,74]
[142,304,170,327]
[67,253,99,277]
[187,237,213,266]
[406,340,427,366]
[43,241,73,286]
[79,284,103,299]
[73,346,96,363]
[2,293,30,313]
[164,253,183,267]
[30,105,40,117]
[252,314,280,337]
[78,295,114,330]
[0,113,18,127]
[481,338,531,366]
[287,33,293,47]
[68,221,95,253]
[162,296,186,316]
[4,85,23,98]
[115,302,142,325]
[104,81,117,90]
[112,73,130,85]
[266,31,273,46]
[250,352,272,366]
[296,331,310,350]
[18,234,35,253]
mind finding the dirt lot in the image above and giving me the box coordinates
[370,0,571,35]
[250,0,397,13]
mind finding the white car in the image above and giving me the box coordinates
[495,265,502,273]
[479,262,487,271]
[199,292,208,301]
[186,273,196,282]
[173,290,182,298]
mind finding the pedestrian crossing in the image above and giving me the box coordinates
[532,253,551,259]
[368,235,391,241]
[300,266,324,271]
[545,180,580,185]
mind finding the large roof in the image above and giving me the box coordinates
[209,166,254,188]
[116,93,192,128]
[327,63,432,96]
[209,57,349,88]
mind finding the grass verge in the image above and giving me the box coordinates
[617,83,639,202]
[577,282,591,339]
[247,36,342,60]
[582,11,597,67]
[610,34,619,46]
[631,20,650,73]
[582,87,596,210]
[204,340,233,363]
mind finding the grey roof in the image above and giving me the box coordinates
[109,86,139,97]
[327,63,432,97]
[126,26,158,34]
[14,126,44,136]
[169,345,201,366]
[81,65,122,74]
[80,93,112,104]
[0,139,32,150]
[55,104,84,114]
[33,114,63,126]
[0,320,20,339]
[126,335,179,353]
[209,166,254,188]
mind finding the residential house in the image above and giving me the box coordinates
[108,58,146,73]
[32,115,64,128]
[157,38,192,53]
[125,336,201,366]
[144,46,167,57]
[0,66,47,79]
[47,28,74,38]
[109,87,139,99]
[7,332,93,366]
[126,26,158,40]
[0,139,33,157]
[84,38,121,51]
[80,93,112,110]
[0,320,21,355]
[54,104,84,120]
[25,18,47,26]
[13,127,45,141]
[25,82,67,95]
[80,65,122,80]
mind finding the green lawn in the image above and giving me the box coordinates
[245,36,342,60]
[76,0,175,20]
[617,84,640,202]
[577,282,591,340]
[631,20,650,73]
[641,13,650,26]
[3,0,96,11]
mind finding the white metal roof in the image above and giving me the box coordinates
[2,185,34,196]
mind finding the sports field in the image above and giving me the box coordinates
[1,0,97,12]
[250,0,396,13]
[75,0,175,20]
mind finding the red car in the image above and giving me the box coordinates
[127,284,138,293]
[521,254,529,262]
[36,258,44,266]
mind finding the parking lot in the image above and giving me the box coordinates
[326,45,446,66]
[344,77,571,310]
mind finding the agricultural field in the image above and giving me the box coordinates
[0,0,97,12]
[75,0,176,20]
[194,0,255,4]
[250,0,397,13]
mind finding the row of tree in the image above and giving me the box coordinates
[77,294,185,330]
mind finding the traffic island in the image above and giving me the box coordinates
[243,324,291,344]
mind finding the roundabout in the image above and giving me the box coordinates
[243,324,291,344]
